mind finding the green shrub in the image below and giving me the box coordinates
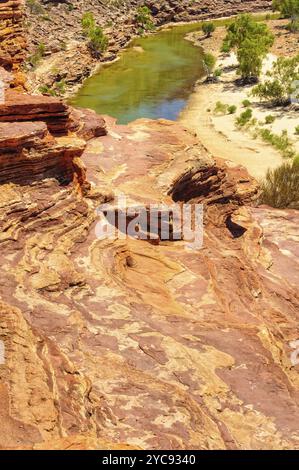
[228,105,237,114]
[259,158,299,209]
[295,125,299,135]
[28,42,46,68]
[82,12,95,37]
[222,14,274,81]
[203,52,216,77]
[235,108,253,126]
[38,85,56,96]
[136,6,155,31]
[252,55,299,105]
[214,101,228,114]
[202,22,216,37]
[265,114,276,124]
[81,13,108,57]
[258,128,296,158]
[88,26,108,57]
[242,99,251,107]
[214,68,222,78]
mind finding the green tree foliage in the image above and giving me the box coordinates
[202,22,216,38]
[252,55,299,105]
[222,14,274,82]
[82,12,96,36]
[203,53,216,74]
[136,6,154,31]
[81,12,108,58]
[273,0,299,31]
[259,157,299,209]
[237,38,265,81]
[272,0,299,31]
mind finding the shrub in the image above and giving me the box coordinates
[82,12,95,37]
[272,0,299,32]
[228,105,237,114]
[88,26,108,57]
[202,22,216,37]
[252,54,299,105]
[203,52,216,77]
[242,99,251,107]
[38,85,56,96]
[214,101,228,114]
[222,14,274,81]
[28,42,46,68]
[259,157,299,209]
[235,108,253,126]
[136,6,154,31]
[81,13,108,57]
[258,128,296,158]
[295,125,299,135]
[265,114,276,124]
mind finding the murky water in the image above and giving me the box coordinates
[71,14,275,124]
[70,23,206,124]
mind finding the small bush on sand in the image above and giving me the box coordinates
[242,99,251,107]
[202,22,216,38]
[235,108,253,127]
[265,114,276,124]
[214,101,228,114]
[258,128,296,158]
[228,105,237,114]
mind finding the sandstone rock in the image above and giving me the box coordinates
[0,0,26,71]
[1,116,298,450]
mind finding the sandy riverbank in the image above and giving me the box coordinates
[180,20,299,180]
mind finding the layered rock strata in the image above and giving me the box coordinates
[0,102,298,449]
[0,0,26,70]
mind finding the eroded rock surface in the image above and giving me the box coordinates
[0,95,298,449]
[0,0,26,70]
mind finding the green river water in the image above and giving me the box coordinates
[70,22,206,124]
[70,14,275,124]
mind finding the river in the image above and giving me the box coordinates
[70,22,206,124]
[70,14,274,124]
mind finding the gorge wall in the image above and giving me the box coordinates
[0,0,299,451]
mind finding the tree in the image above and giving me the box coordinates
[82,12,95,37]
[81,12,108,58]
[88,26,108,58]
[237,38,265,82]
[222,14,274,51]
[136,6,154,31]
[272,0,299,31]
[203,53,216,80]
[202,22,216,38]
[222,14,274,82]
[252,54,299,105]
